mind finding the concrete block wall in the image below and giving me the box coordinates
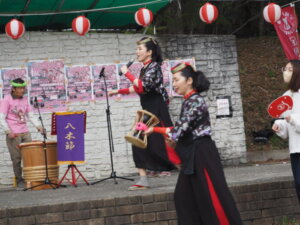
[0,33,246,185]
[0,180,299,225]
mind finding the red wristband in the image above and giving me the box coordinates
[153,127,168,135]
[118,88,130,95]
[125,71,136,83]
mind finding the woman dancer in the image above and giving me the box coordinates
[145,63,242,225]
[109,37,180,190]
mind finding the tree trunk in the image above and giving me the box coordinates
[258,1,265,36]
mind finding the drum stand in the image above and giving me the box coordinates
[91,67,133,185]
[24,98,65,191]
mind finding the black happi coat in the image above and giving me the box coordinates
[170,93,211,174]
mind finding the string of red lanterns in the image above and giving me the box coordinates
[4,3,283,40]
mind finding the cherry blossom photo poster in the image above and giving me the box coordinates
[91,64,118,100]
[161,61,172,95]
[65,65,92,102]
[0,67,28,99]
[27,59,67,113]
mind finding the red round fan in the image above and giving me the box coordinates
[267,96,293,118]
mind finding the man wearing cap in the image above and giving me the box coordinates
[0,78,43,188]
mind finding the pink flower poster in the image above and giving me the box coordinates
[65,65,92,102]
[0,67,28,98]
[27,59,67,113]
[161,61,172,95]
[91,64,118,100]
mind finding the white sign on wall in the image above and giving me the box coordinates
[216,96,233,118]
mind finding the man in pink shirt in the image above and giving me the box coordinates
[0,78,43,188]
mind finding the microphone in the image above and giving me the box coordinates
[119,59,134,76]
[33,97,38,108]
[99,67,105,78]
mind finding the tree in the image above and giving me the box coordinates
[155,0,299,37]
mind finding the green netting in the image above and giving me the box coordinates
[0,0,170,30]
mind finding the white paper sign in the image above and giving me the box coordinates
[217,98,230,116]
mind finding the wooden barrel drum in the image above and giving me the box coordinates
[20,141,59,190]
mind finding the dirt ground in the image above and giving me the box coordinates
[236,36,289,151]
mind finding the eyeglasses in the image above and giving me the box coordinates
[281,67,293,72]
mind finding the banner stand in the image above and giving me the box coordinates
[52,111,89,187]
[57,162,89,187]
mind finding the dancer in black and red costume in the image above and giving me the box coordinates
[109,37,180,190]
[145,63,242,225]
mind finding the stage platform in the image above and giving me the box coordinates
[0,162,299,225]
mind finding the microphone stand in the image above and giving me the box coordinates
[24,98,64,190]
[92,68,133,185]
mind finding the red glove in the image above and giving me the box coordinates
[118,88,130,95]
[153,127,169,135]
[125,71,136,83]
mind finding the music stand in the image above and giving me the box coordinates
[52,111,89,187]
[24,98,61,191]
[91,67,133,185]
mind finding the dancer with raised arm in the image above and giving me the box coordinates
[109,37,180,190]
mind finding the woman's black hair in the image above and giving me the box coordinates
[138,37,163,65]
[287,59,300,92]
[12,78,25,84]
[180,65,210,93]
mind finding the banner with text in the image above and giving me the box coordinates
[274,6,300,60]
[56,112,85,164]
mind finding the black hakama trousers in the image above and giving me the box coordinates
[132,93,175,171]
[174,137,242,225]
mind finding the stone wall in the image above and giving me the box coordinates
[0,33,246,185]
[1,179,299,225]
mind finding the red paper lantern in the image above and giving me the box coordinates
[263,3,281,24]
[135,8,153,27]
[72,16,90,36]
[5,19,25,40]
[199,3,218,24]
